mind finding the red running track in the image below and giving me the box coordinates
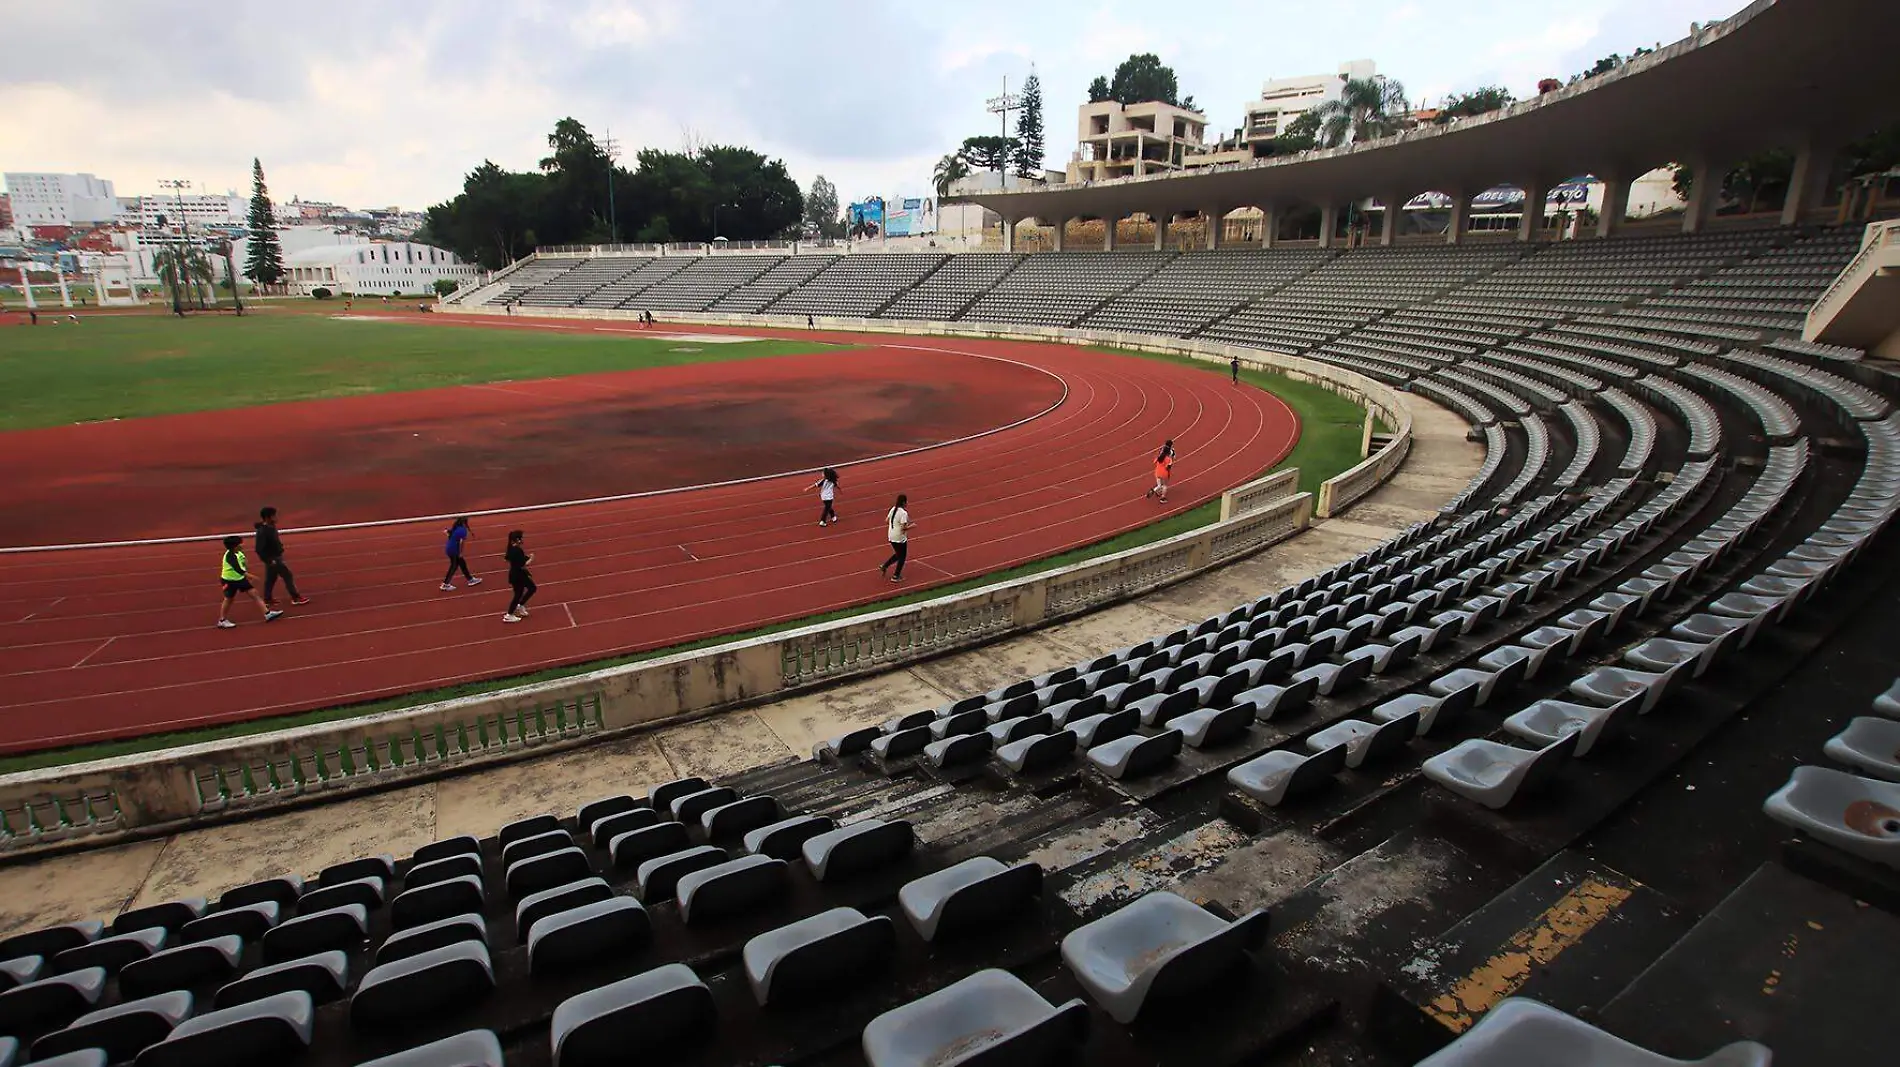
[0,323,1299,753]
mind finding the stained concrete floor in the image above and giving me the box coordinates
[0,396,1479,937]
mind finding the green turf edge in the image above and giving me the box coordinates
[0,351,1372,774]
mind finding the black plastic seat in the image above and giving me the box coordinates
[377,912,487,965]
[0,967,106,1037]
[390,875,485,930]
[517,878,613,943]
[405,852,483,889]
[677,855,788,924]
[507,848,593,900]
[637,846,725,903]
[51,927,165,976]
[589,807,659,847]
[355,1029,505,1067]
[411,836,480,865]
[180,901,279,944]
[742,908,895,1007]
[31,990,191,1063]
[118,935,242,999]
[669,787,738,826]
[296,876,384,916]
[743,814,835,860]
[701,796,780,843]
[18,1047,104,1067]
[609,822,691,870]
[112,900,206,937]
[317,854,395,886]
[496,813,562,850]
[575,795,640,833]
[501,830,574,869]
[261,904,367,963]
[213,950,349,1009]
[134,989,314,1067]
[550,964,714,1066]
[528,899,652,976]
[648,777,709,814]
[0,956,41,992]
[350,941,495,1030]
[218,876,302,912]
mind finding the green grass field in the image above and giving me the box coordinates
[0,326,1375,771]
[0,311,847,431]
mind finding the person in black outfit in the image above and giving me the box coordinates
[255,506,309,606]
[1231,356,1241,385]
[503,529,536,623]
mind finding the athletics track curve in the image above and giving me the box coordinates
[0,321,1300,753]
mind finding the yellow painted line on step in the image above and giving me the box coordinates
[1425,877,1633,1033]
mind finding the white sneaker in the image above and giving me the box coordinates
[819,520,827,526]
[440,583,456,591]
[217,619,237,629]
[467,577,483,586]
[518,606,530,617]
[503,613,523,623]
[264,610,285,622]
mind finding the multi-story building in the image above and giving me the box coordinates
[1068,100,1212,182]
[0,193,12,233]
[1240,60,1378,154]
[3,172,119,230]
[137,192,245,231]
[284,241,477,296]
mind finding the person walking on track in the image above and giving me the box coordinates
[1145,440,1177,502]
[218,535,284,629]
[880,494,912,583]
[255,507,309,606]
[811,467,841,526]
[503,529,537,623]
[441,517,483,590]
[1231,356,1241,385]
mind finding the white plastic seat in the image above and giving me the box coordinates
[1058,891,1268,1024]
[1503,695,1641,757]
[1413,997,1769,1066]
[861,970,1087,1067]
[1422,735,1578,809]
[1822,717,1900,782]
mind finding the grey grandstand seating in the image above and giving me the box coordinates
[958,250,1173,327]
[706,255,839,313]
[616,255,777,311]
[766,254,948,317]
[881,253,1021,319]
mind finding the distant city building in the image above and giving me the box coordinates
[3,172,119,230]
[284,241,476,295]
[137,192,245,231]
[1242,60,1378,152]
[0,193,12,233]
[1068,100,1212,182]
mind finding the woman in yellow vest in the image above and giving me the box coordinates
[220,535,285,629]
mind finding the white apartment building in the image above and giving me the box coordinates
[3,172,119,230]
[137,192,245,231]
[1068,100,1212,182]
[284,241,477,296]
[1242,60,1378,153]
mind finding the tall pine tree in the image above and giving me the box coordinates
[245,158,286,290]
[1013,71,1045,180]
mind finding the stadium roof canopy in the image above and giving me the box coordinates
[952,0,1900,223]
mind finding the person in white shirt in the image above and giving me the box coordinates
[880,494,912,582]
[810,467,840,526]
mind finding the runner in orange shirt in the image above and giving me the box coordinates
[1145,439,1177,502]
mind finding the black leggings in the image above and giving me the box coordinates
[508,577,537,614]
[263,558,300,601]
[820,499,837,523]
[882,541,908,578]
[444,555,472,583]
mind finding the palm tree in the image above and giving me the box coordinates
[1310,77,1412,148]
[934,153,971,197]
[154,244,215,311]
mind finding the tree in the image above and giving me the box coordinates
[1013,71,1045,179]
[433,278,460,297]
[244,158,285,289]
[154,244,213,311]
[1103,53,1185,108]
[1436,86,1513,124]
[1272,110,1323,155]
[934,153,972,196]
[1087,75,1111,103]
[958,135,1017,172]
[804,175,844,238]
[1309,77,1411,148]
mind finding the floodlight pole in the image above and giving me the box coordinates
[603,129,620,245]
[987,76,1021,190]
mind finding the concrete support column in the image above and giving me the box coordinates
[1379,191,1404,246]
[1205,208,1223,250]
[1445,194,1467,245]
[1052,218,1067,253]
[1152,211,1168,251]
[1261,206,1278,248]
[1597,173,1631,238]
[57,271,72,307]
[1518,181,1547,242]
[1781,141,1835,226]
[1103,216,1117,251]
[1682,159,1721,234]
[1002,217,1016,253]
[1319,203,1340,249]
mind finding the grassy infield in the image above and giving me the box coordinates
[0,311,1370,771]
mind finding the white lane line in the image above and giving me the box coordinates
[564,603,579,628]
[72,636,114,668]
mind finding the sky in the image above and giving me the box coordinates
[2,0,1742,213]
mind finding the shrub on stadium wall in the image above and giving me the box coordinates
[312,287,332,300]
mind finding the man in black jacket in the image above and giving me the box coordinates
[255,506,310,606]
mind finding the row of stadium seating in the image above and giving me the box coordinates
[7,223,1897,1065]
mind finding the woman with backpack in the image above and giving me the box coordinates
[810,467,841,527]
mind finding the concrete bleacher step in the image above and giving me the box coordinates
[1370,848,1691,1063]
[1596,861,1899,1066]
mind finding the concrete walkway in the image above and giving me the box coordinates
[0,396,1478,938]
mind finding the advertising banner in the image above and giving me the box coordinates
[847,199,885,238]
